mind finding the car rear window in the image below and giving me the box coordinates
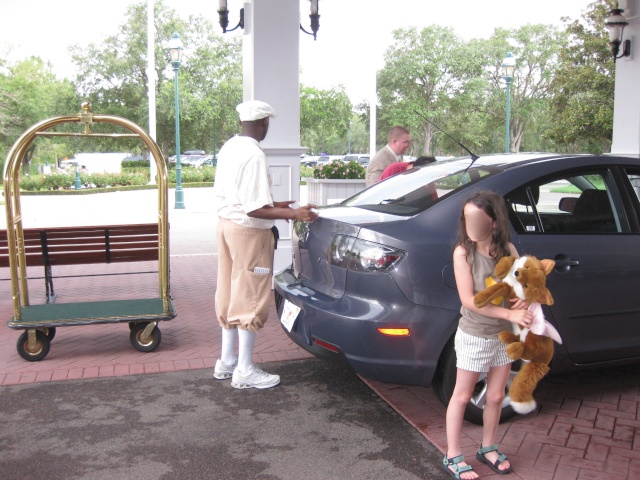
[343,160,500,216]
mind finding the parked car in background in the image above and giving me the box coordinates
[201,154,217,167]
[187,154,216,168]
[275,153,640,424]
[343,154,370,167]
[169,150,207,165]
[301,155,320,167]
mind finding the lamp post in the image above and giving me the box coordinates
[74,162,82,190]
[168,32,185,209]
[501,52,516,154]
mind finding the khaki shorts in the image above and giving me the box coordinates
[454,327,511,373]
[215,218,275,332]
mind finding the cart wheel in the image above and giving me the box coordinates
[130,323,161,352]
[17,330,51,361]
[128,322,139,332]
[39,327,56,341]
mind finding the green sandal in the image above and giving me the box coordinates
[476,444,512,475]
[441,454,476,479]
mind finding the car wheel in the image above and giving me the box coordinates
[432,336,518,425]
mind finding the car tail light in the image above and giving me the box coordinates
[328,235,405,273]
[377,328,411,337]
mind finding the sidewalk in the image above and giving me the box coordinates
[1,189,639,479]
[0,255,313,384]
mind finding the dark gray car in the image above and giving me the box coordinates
[274,153,640,424]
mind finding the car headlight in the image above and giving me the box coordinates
[328,235,405,273]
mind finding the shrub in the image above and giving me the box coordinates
[19,176,41,191]
[121,160,150,169]
[312,160,366,180]
[300,166,316,178]
[42,173,75,190]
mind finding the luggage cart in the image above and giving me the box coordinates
[3,102,176,361]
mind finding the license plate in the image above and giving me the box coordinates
[280,300,301,333]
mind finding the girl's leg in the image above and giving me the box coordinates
[445,368,481,479]
[481,362,512,471]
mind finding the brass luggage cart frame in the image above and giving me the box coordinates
[3,102,176,361]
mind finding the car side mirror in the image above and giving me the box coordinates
[559,197,578,213]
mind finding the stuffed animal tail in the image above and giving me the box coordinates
[509,362,550,414]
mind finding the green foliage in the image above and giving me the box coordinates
[547,0,615,153]
[0,57,79,164]
[18,166,215,191]
[122,160,150,169]
[300,85,353,154]
[312,161,365,180]
[70,0,242,157]
[168,166,215,183]
[300,166,316,178]
[377,23,567,156]
[0,0,620,163]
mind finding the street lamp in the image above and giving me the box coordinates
[501,52,516,154]
[168,32,185,209]
[74,162,82,190]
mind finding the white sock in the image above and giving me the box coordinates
[237,329,256,373]
[220,327,238,365]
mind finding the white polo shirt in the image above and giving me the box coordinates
[213,135,274,229]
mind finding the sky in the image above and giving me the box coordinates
[0,0,590,104]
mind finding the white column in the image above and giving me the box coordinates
[611,0,640,157]
[243,0,305,273]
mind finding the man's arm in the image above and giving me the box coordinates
[248,203,318,222]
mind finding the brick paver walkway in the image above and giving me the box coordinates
[364,364,640,480]
[0,254,313,385]
[1,201,638,479]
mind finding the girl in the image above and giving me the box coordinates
[442,191,533,479]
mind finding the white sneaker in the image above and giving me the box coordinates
[231,364,280,389]
[213,359,237,380]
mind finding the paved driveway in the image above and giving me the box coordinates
[0,360,447,480]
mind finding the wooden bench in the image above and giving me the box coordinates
[0,224,159,303]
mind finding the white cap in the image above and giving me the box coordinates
[236,100,277,122]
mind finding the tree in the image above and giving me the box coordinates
[481,25,566,153]
[0,57,78,170]
[547,0,615,153]
[377,26,487,156]
[300,85,352,154]
[70,0,242,157]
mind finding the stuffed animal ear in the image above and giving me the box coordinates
[525,285,554,306]
[494,256,517,279]
[539,259,555,276]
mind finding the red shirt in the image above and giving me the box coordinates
[378,162,410,181]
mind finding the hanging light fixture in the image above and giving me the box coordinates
[604,4,631,61]
[217,0,244,33]
[300,0,320,40]
[217,0,320,40]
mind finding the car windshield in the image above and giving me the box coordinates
[343,158,500,216]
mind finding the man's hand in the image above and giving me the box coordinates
[292,204,319,222]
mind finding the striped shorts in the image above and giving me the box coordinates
[454,327,511,373]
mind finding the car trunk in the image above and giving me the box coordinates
[291,206,406,298]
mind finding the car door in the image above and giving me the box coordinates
[506,167,640,365]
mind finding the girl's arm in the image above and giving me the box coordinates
[453,245,532,327]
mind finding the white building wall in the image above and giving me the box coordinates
[612,0,640,157]
[242,0,305,273]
